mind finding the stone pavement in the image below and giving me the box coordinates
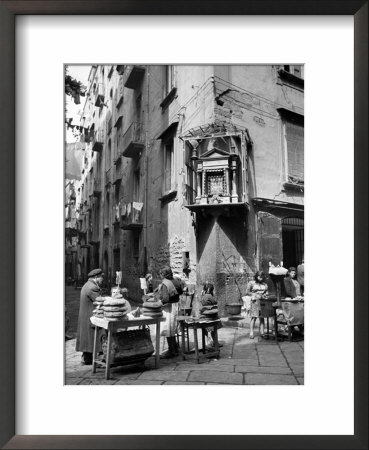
[65,326,304,385]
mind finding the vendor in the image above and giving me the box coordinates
[75,268,104,365]
[156,265,186,358]
[283,267,303,298]
[297,260,304,296]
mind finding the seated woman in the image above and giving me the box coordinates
[199,282,221,347]
[245,271,269,339]
[282,267,304,336]
[283,267,303,299]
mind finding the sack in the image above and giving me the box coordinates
[101,326,154,363]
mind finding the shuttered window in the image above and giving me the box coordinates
[286,119,304,182]
[164,140,173,192]
[281,111,304,184]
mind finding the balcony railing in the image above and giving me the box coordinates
[94,83,105,107]
[120,202,143,230]
[122,122,144,158]
[83,127,94,143]
[124,65,145,90]
[116,76,124,107]
[113,164,122,185]
[92,178,102,197]
[92,129,105,152]
[105,168,112,186]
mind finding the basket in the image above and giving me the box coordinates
[101,326,154,364]
[226,303,242,315]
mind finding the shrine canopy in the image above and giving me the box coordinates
[180,121,252,147]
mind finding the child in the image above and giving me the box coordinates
[200,282,220,347]
[245,270,269,339]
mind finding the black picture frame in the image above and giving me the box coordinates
[0,1,367,449]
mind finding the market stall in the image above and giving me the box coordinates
[90,315,165,380]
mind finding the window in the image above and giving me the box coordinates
[163,140,173,193]
[165,65,174,96]
[114,182,120,204]
[104,191,110,229]
[135,94,142,123]
[116,120,122,156]
[133,235,140,261]
[281,111,304,186]
[160,66,177,109]
[133,168,140,201]
[106,139,112,167]
[283,65,304,79]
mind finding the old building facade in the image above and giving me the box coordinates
[69,64,304,315]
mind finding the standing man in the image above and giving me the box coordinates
[75,268,104,365]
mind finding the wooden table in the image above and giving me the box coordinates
[177,316,221,363]
[90,316,165,379]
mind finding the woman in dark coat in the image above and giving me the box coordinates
[75,268,104,364]
[283,267,302,298]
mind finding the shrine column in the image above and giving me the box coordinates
[231,159,238,203]
[196,170,202,203]
[224,167,230,202]
[201,169,207,204]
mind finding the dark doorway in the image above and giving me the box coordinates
[282,217,304,268]
[92,243,100,270]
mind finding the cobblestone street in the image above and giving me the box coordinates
[65,287,304,385]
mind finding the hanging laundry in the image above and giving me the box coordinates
[132,202,143,212]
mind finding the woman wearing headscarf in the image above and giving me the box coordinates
[156,266,186,358]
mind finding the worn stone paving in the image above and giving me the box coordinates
[65,286,304,385]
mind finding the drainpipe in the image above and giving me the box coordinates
[144,66,150,275]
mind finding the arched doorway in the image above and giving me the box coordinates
[282,217,304,268]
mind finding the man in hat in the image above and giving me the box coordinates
[75,268,104,365]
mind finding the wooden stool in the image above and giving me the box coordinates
[178,318,220,363]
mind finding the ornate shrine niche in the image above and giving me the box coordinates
[193,142,241,206]
[182,123,251,212]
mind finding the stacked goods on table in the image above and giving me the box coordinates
[141,299,163,318]
[92,296,105,318]
[103,295,131,321]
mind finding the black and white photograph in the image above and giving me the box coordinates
[65,64,304,386]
